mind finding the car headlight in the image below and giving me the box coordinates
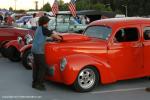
[25,34,33,44]
[17,36,22,44]
[60,57,67,71]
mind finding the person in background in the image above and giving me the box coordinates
[81,16,86,25]
[85,16,90,24]
[30,13,38,30]
[22,21,28,29]
[44,13,47,17]
[0,14,3,25]
[6,14,14,25]
[4,15,8,24]
[31,16,62,91]
[75,16,81,24]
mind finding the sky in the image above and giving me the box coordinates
[0,0,70,10]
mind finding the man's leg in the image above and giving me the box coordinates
[32,54,39,86]
[37,54,47,85]
[32,54,47,91]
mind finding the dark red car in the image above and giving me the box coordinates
[0,25,34,58]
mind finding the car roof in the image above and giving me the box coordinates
[90,17,150,27]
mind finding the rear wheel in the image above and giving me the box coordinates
[73,67,99,92]
[7,47,21,62]
[22,49,33,70]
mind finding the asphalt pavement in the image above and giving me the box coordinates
[0,55,150,100]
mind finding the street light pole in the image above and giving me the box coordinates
[43,0,44,10]
[35,1,38,11]
[14,0,17,11]
[122,5,127,17]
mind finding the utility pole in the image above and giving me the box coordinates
[43,0,44,10]
[35,1,38,11]
[122,5,128,17]
[14,0,17,11]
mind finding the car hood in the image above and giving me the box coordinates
[61,33,90,42]
[46,33,108,50]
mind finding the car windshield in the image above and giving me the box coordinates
[84,26,112,40]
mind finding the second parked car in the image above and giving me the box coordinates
[0,25,34,58]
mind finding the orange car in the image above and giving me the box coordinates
[45,17,150,92]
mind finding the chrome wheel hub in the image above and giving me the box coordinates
[78,68,96,89]
[27,53,33,68]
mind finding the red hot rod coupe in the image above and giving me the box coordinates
[5,32,34,62]
[44,17,150,92]
[0,25,34,58]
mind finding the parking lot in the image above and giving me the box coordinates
[0,55,150,100]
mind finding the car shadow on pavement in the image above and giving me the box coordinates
[45,80,75,93]
[93,77,150,92]
[44,77,150,93]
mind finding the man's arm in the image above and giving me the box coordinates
[42,26,53,36]
[42,26,62,40]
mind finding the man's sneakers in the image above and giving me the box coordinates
[145,87,150,92]
[32,83,46,91]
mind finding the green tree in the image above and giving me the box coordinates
[58,0,68,11]
[92,3,107,10]
[57,0,64,5]
[41,2,51,12]
[9,7,13,11]
[76,0,112,11]
[60,3,68,11]
[29,9,35,11]
[15,9,26,13]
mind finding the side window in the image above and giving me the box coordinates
[114,28,139,43]
[144,27,150,40]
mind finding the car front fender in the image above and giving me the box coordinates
[5,40,25,51]
[20,44,32,54]
[61,54,116,85]
[0,41,9,48]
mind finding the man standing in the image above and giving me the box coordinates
[31,16,62,91]
[0,14,3,25]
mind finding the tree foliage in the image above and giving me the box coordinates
[9,7,13,11]
[81,0,150,16]
[40,0,150,16]
[58,0,112,11]
[41,2,51,12]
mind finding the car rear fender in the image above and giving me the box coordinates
[61,54,116,85]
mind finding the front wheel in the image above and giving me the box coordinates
[22,49,33,70]
[73,67,99,92]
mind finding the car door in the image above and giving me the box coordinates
[108,25,144,80]
[142,25,150,75]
